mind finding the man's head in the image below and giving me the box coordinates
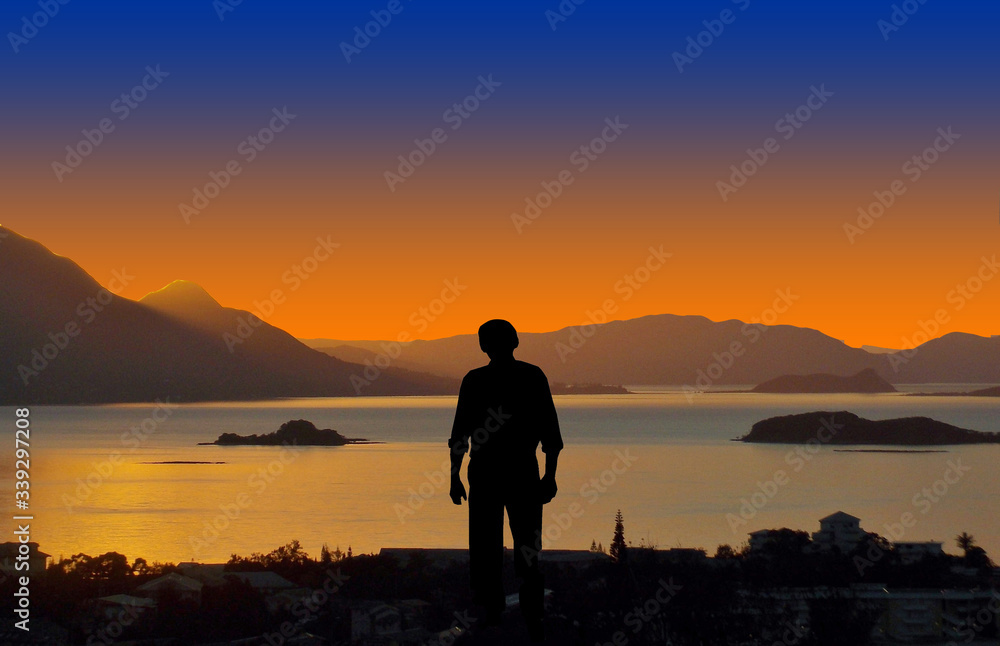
[478,319,518,360]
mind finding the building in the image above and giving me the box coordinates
[377,548,469,569]
[0,541,50,575]
[895,541,944,564]
[377,547,609,571]
[811,511,865,553]
[176,561,228,585]
[93,594,157,620]
[135,572,204,605]
[223,571,299,596]
[350,599,431,644]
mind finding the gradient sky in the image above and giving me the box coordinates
[2,0,998,347]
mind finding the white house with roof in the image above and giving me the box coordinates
[0,542,50,575]
[811,511,865,553]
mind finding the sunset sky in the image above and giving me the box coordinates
[3,1,998,348]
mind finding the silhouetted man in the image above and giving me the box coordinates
[449,319,562,641]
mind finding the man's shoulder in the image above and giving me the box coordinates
[513,360,547,379]
[462,366,491,381]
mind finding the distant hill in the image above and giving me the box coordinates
[5,225,997,404]
[0,227,456,404]
[738,411,999,445]
[886,333,1000,383]
[303,316,889,385]
[304,322,1000,386]
[751,369,896,393]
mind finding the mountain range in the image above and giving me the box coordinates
[0,227,454,404]
[303,322,999,388]
[2,226,997,404]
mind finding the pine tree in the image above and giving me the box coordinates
[590,539,598,552]
[610,509,627,563]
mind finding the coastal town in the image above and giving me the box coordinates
[3,511,997,645]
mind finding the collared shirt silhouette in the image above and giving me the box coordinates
[448,319,562,641]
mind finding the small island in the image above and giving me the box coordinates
[737,411,1000,445]
[199,419,378,446]
[751,369,896,394]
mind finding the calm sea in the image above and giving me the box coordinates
[2,387,998,564]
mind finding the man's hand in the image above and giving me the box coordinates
[450,477,467,505]
[538,474,557,504]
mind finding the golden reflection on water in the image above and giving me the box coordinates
[22,440,1000,564]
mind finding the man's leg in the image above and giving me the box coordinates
[508,483,544,631]
[468,464,505,618]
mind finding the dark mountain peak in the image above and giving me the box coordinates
[140,280,222,315]
[0,226,103,300]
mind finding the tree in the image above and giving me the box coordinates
[132,557,151,576]
[590,539,598,552]
[715,544,737,559]
[964,546,994,569]
[956,532,976,554]
[610,509,627,563]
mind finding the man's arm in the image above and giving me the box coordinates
[543,449,560,481]
[448,375,472,505]
[537,369,563,503]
